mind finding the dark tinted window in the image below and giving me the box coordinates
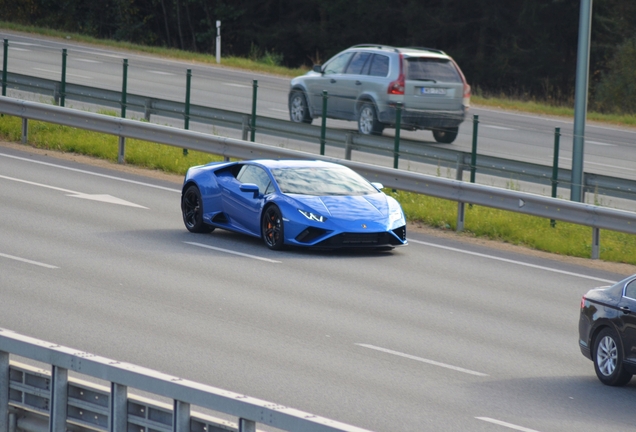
[271,166,379,196]
[324,52,354,75]
[368,55,389,77]
[625,279,636,300]
[237,165,273,194]
[345,52,372,75]
[405,58,462,82]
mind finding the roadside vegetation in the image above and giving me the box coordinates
[1,25,635,266]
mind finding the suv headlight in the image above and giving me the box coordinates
[299,209,326,222]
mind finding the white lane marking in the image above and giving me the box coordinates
[270,108,289,113]
[476,417,541,432]
[225,83,250,88]
[8,47,30,52]
[558,156,633,171]
[32,67,91,79]
[0,252,58,269]
[148,70,175,76]
[483,125,515,131]
[0,174,148,208]
[184,242,282,263]
[0,153,180,193]
[74,58,101,64]
[586,140,616,147]
[407,239,616,284]
[356,343,488,377]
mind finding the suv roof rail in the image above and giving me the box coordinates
[350,44,400,53]
[401,46,446,55]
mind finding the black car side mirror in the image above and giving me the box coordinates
[312,64,322,74]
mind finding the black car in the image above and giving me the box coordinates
[579,274,636,386]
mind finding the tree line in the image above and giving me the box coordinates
[2,0,636,113]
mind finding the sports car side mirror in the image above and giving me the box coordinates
[239,183,260,198]
[371,182,384,191]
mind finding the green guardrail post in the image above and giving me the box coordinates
[2,39,8,97]
[183,68,191,156]
[320,91,328,155]
[118,59,128,164]
[121,59,128,118]
[470,114,479,183]
[393,102,403,169]
[550,127,561,227]
[250,79,258,142]
[60,49,67,107]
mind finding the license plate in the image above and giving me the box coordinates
[420,87,446,95]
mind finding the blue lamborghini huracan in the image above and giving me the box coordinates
[181,159,407,250]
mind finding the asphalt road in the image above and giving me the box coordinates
[1,144,636,431]
[2,30,636,185]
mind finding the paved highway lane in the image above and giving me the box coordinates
[2,30,636,183]
[1,145,636,431]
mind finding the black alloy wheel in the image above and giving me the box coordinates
[262,205,285,250]
[593,327,633,386]
[182,185,214,233]
[432,126,459,144]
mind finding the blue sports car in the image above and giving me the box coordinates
[181,159,407,250]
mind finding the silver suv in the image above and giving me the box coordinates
[288,45,470,143]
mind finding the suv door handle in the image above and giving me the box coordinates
[620,306,631,314]
[355,81,362,85]
[330,79,337,83]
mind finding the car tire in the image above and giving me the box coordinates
[289,90,312,124]
[182,185,214,233]
[262,205,285,250]
[432,126,459,144]
[593,327,633,386]
[358,102,384,135]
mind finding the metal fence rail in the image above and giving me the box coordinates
[1,96,635,260]
[0,328,372,432]
[4,71,636,203]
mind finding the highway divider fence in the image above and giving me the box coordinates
[1,96,635,260]
[0,328,373,432]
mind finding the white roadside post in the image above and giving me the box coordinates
[216,20,221,64]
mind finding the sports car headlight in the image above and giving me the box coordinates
[298,209,326,222]
[389,206,405,224]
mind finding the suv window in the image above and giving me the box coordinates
[368,54,390,77]
[405,58,461,82]
[345,52,372,75]
[324,52,354,75]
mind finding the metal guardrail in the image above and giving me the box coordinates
[1,96,635,260]
[4,72,636,202]
[0,328,372,432]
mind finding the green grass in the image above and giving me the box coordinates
[391,190,636,264]
[1,23,636,265]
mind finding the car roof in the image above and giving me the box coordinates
[348,44,450,59]
[247,159,347,170]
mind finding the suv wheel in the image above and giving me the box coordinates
[289,90,312,124]
[358,103,384,135]
[432,127,459,144]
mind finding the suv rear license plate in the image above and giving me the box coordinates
[420,87,446,95]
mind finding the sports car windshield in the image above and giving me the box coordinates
[271,167,379,196]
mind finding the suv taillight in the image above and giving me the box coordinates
[388,74,405,95]
[581,295,586,309]
[463,82,471,108]
[388,53,405,95]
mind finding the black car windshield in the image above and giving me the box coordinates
[271,166,379,195]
